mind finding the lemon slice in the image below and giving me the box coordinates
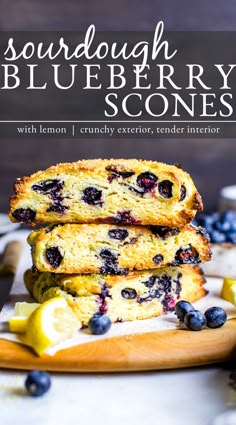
[9,316,29,333]
[8,302,41,334]
[14,302,40,316]
[26,297,81,356]
[221,277,236,305]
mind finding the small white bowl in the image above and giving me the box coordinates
[0,213,21,235]
[219,185,236,211]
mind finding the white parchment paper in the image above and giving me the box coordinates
[0,230,235,356]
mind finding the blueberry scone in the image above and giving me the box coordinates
[24,265,206,326]
[27,223,211,274]
[9,159,203,227]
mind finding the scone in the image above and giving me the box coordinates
[9,159,203,227]
[24,265,206,326]
[27,223,211,274]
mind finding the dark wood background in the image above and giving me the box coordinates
[1,0,236,213]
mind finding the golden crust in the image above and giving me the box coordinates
[24,265,206,326]
[9,159,203,227]
[27,223,211,274]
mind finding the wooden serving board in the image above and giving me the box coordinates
[0,318,236,372]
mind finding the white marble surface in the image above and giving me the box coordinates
[0,365,235,425]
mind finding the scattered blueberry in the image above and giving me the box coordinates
[12,208,36,223]
[47,204,68,214]
[136,172,158,190]
[184,310,207,331]
[175,300,195,322]
[204,306,227,328]
[108,228,129,241]
[82,187,103,206]
[121,288,137,299]
[88,313,112,335]
[46,247,63,268]
[25,370,51,397]
[158,180,173,198]
[150,225,180,239]
[99,249,128,275]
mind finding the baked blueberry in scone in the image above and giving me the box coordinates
[24,265,206,326]
[27,223,211,274]
[9,159,203,227]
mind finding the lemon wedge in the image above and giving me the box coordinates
[221,277,236,306]
[26,297,81,356]
[9,302,41,333]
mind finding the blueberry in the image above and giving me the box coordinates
[25,370,51,397]
[88,313,112,335]
[210,230,226,243]
[32,179,63,194]
[108,228,129,241]
[104,210,140,225]
[174,245,199,265]
[184,310,207,331]
[226,232,236,243]
[46,247,63,268]
[204,306,227,328]
[158,180,173,198]
[82,187,103,206]
[152,254,164,264]
[214,220,231,232]
[150,225,180,239]
[12,208,36,223]
[47,204,68,214]
[100,249,128,275]
[136,172,158,190]
[175,300,195,322]
[220,210,236,223]
[121,288,137,299]
[180,185,186,201]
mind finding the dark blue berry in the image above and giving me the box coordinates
[204,306,227,328]
[82,187,103,206]
[174,245,199,265]
[184,310,206,331]
[180,185,186,201]
[214,220,231,233]
[104,210,140,225]
[136,172,158,190]
[46,247,63,268]
[150,226,180,239]
[158,180,173,198]
[32,179,63,194]
[175,300,195,322]
[210,230,226,243]
[88,313,112,335]
[121,288,137,299]
[25,370,51,397]
[12,208,36,223]
[220,210,236,223]
[108,228,129,241]
[226,232,236,243]
[152,254,164,264]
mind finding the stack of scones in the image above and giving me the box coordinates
[9,159,211,327]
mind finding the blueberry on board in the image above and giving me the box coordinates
[210,230,226,243]
[88,313,112,335]
[175,300,195,322]
[184,310,207,331]
[204,306,227,328]
[25,370,51,397]
[214,220,231,233]
[220,210,236,223]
